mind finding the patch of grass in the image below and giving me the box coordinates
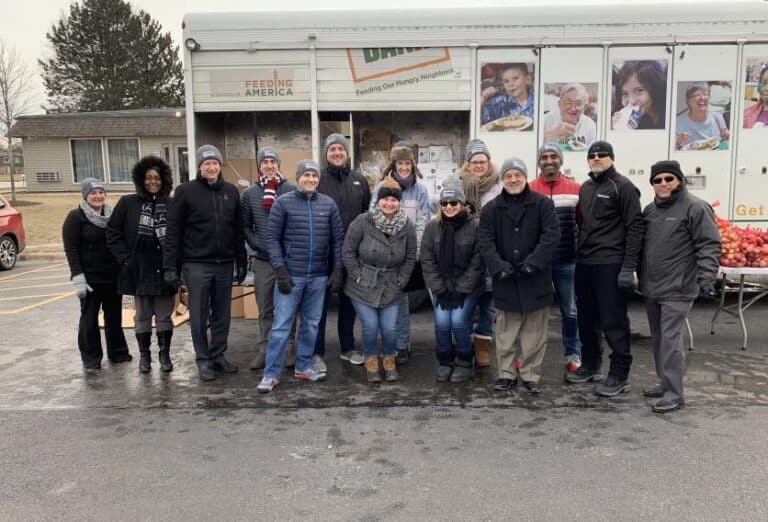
[6,193,83,246]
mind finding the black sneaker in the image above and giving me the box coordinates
[593,376,630,397]
[198,366,217,381]
[396,349,409,365]
[493,378,516,391]
[652,398,683,413]
[436,364,453,382]
[520,380,541,394]
[642,384,664,398]
[211,357,239,373]
[565,366,604,384]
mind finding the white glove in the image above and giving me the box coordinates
[72,273,93,299]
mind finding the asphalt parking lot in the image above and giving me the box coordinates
[0,262,73,315]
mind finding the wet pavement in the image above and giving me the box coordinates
[2,258,767,520]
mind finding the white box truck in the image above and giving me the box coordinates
[182,1,768,226]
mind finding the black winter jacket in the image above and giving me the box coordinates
[106,194,176,296]
[420,214,485,297]
[163,176,247,269]
[318,165,371,232]
[478,186,560,313]
[241,177,295,260]
[62,207,119,284]
[577,166,643,270]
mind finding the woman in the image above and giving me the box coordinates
[343,176,417,383]
[743,65,768,129]
[107,156,176,373]
[675,83,729,149]
[63,178,131,370]
[611,60,667,130]
[370,142,429,364]
[457,139,502,367]
[421,177,485,382]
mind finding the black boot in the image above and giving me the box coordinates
[157,330,174,372]
[135,332,152,373]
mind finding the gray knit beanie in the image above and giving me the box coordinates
[257,147,280,167]
[537,143,563,164]
[323,133,351,157]
[439,176,466,203]
[500,157,528,178]
[465,139,491,162]
[80,178,106,200]
[196,144,223,168]
[295,159,321,180]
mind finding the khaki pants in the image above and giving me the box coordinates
[495,307,549,382]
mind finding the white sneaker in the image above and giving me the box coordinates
[312,354,327,373]
[341,350,365,365]
[257,376,279,394]
[295,367,326,382]
[566,354,582,373]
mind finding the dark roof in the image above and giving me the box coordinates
[12,109,186,138]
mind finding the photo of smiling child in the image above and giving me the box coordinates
[480,62,536,131]
[611,59,668,131]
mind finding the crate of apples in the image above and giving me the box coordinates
[715,212,768,268]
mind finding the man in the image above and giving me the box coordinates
[163,145,247,381]
[241,147,297,370]
[528,144,582,373]
[566,141,643,397]
[479,158,560,394]
[640,160,720,413]
[257,160,344,393]
[313,133,371,371]
[542,83,597,150]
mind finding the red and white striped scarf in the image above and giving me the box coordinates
[259,173,283,212]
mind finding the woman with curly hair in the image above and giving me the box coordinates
[107,156,177,373]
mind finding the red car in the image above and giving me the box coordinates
[0,194,25,270]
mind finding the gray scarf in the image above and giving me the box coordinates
[79,200,112,229]
[370,207,408,236]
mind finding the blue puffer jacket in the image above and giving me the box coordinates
[267,189,344,278]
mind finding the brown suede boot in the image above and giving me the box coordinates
[364,356,382,383]
[473,334,492,368]
[382,355,399,382]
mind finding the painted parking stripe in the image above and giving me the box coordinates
[0,262,68,282]
[0,292,74,314]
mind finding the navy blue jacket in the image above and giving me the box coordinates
[267,189,344,278]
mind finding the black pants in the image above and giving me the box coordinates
[183,262,233,369]
[575,262,633,380]
[78,282,129,366]
[314,288,356,356]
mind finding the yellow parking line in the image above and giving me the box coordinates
[0,274,69,283]
[0,262,68,282]
[0,282,71,291]
[0,291,74,314]
[0,292,73,302]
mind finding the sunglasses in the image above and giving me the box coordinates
[652,176,677,185]
[587,152,611,160]
[441,200,460,207]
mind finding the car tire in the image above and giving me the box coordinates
[0,235,18,270]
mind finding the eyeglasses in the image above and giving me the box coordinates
[588,152,611,160]
[470,160,488,166]
[561,100,585,109]
[441,200,460,207]
[652,176,677,184]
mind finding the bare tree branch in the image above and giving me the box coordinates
[0,39,35,202]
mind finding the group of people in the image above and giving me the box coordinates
[63,131,721,413]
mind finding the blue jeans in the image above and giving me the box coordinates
[431,293,478,356]
[473,291,495,337]
[350,298,399,357]
[395,293,410,351]
[264,275,327,379]
[552,262,581,357]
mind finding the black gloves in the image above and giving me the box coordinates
[328,267,345,294]
[449,291,467,309]
[436,292,453,310]
[276,265,294,294]
[617,269,635,290]
[699,282,717,298]
[163,269,179,291]
[495,263,515,280]
[235,264,247,285]
[516,262,539,275]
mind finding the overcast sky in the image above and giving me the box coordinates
[8,0,725,114]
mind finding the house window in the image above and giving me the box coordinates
[107,138,139,183]
[71,139,105,182]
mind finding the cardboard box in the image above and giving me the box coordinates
[243,288,259,319]
[230,286,245,318]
